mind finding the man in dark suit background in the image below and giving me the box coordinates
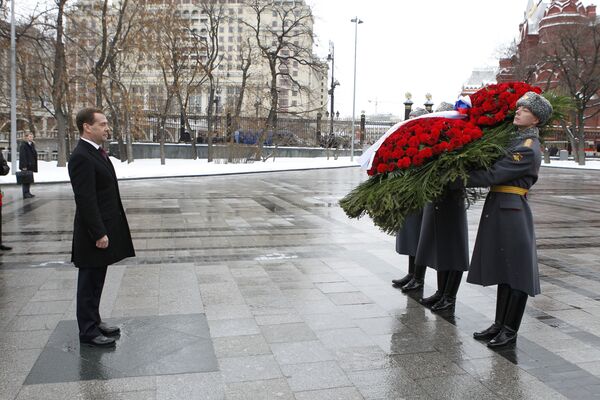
[19,133,37,199]
[0,150,12,251]
[69,107,135,347]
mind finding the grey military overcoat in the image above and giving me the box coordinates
[415,190,469,271]
[465,130,542,296]
[395,210,423,257]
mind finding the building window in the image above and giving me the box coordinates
[291,100,297,107]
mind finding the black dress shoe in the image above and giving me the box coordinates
[430,296,456,312]
[487,327,517,348]
[419,291,442,307]
[80,335,116,348]
[473,323,502,341]
[392,274,413,288]
[401,278,424,292]
[99,322,121,336]
[0,245,12,251]
[23,193,34,199]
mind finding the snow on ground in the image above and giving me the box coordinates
[0,156,360,184]
[0,156,597,185]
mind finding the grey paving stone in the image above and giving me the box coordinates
[6,314,64,332]
[208,318,261,338]
[326,292,374,306]
[416,374,500,400]
[219,355,283,383]
[293,386,364,400]
[254,312,304,326]
[156,372,224,400]
[316,328,375,350]
[333,346,397,372]
[347,367,426,399]
[24,315,218,385]
[204,304,253,321]
[270,340,334,365]
[280,361,350,392]
[391,352,467,380]
[260,323,317,344]
[353,316,410,336]
[225,378,294,400]
[303,313,358,331]
[213,334,271,358]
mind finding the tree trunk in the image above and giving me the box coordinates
[577,112,586,166]
[55,108,67,167]
[207,85,215,162]
[159,115,166,165]
[125,110,134,163]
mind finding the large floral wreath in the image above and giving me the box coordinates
[339,82,570,234]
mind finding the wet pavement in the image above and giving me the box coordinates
[1,166,600,399]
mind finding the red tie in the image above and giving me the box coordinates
[99,147,108,160]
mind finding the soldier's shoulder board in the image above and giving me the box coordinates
[523,138,533,148]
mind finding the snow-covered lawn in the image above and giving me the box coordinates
[0,156,597,185]
[0,156,360,184]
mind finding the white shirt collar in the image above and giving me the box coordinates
[80,137,100,150]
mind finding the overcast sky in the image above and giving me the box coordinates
[309,0,536,117]
[15,0,594,117]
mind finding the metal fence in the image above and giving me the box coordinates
[135,113,400,149]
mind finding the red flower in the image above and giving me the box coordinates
[406,147,418,157]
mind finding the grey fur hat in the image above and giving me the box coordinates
[435,102,454,112]
[409,107,428,118]
[516,91,553,126]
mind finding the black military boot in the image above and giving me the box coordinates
[431,271,463,312]
[392,256,415,288]
[419,271,448,307]
[488,288,528,348]
[401,263,426,292]
[474,284,510,340]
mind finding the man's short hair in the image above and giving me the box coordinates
[76,107,104,134]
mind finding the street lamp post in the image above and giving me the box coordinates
[424,93,434,113]
[404,92,413,120]
[327,42,339,143]
[350,17,363,161]
[10,0,17,172]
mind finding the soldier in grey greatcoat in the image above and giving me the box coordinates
[415,188,469,312]
[459,92,552,348]
[415,101,469,313]
[391,107,429,292]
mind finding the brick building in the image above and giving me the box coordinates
[497,0,600,151]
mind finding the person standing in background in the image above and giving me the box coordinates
[0,150,11,251]
[19,133,37,199]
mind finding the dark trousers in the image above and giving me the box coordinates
[76,266,108,340]
[22,183,31,196]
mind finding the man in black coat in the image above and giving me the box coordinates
[68,107,135,347]
[0,151,11,251]
[19,133,37,199]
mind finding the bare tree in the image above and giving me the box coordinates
[544,21,600,165]
[50,0,68,167]
[196,0,224,163]
[243,0,324,158]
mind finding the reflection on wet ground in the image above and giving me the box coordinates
[1,166,600,399]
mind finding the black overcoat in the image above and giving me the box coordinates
[415,190,469,271]
[395,210,423,257]
[465,132,542,296]
[19,141,38,172]
[68,140,135,268]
